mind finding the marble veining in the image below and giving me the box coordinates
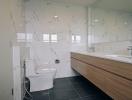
[25,0,88,78]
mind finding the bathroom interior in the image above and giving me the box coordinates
[0,0,132,100]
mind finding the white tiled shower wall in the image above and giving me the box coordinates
[25,0,132,78]
[25,0,88,78]
[89,8,132,55]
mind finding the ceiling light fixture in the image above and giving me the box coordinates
[94,19,99,22]
[54,16,59,19]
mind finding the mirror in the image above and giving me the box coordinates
[87,0,132,55]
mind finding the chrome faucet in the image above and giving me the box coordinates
[127,46,132,56]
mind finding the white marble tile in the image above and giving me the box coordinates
[25,0,87,78]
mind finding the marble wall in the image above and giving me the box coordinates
[25,0,88,78]
[24,1,132,78]
[88,8,132,55]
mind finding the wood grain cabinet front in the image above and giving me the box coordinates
[71,52,132,100]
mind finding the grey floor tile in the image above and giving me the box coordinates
[54,77,74,90]
[31,91,49,100]
[68,76,87,84]
[50,89,79,100]
[30,76,112,100]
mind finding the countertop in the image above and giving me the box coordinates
[71,51,132,64]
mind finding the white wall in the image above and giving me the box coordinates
[0,0,25,100]
[88,7,132,55]
[25,0,88,78]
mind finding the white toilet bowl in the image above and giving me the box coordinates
[25,59,56,92]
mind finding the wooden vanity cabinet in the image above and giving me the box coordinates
[71,52,132,100]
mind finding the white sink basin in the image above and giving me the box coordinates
[105,54,132,59]
[73,52,132,64]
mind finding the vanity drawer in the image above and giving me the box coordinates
[71,52,132,81]
[71,58,132,100]
[71,58,108,94]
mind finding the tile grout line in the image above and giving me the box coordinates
[48,90,51,100]
[68,79,82,99]
[68,77,94,99]
[48,93,50,100]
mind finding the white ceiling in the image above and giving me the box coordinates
[48,0,132,12]
[93,0,132,12]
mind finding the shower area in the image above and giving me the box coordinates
[23,0,88,78]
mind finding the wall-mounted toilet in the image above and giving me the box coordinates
[25,59,56,92]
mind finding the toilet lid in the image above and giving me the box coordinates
[36,68,56,74]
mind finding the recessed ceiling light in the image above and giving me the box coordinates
[124,22,128,25]
[94,19,99,22]
[54,16,59,18]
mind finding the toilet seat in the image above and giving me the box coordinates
[36,68,56,74]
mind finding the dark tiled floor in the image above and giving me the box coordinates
[30,76,113,100]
